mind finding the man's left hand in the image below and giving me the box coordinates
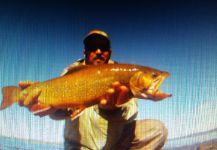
[99,81,133,110]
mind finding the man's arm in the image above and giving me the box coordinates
[49,109,71,120]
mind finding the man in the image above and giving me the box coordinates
[19,30,168,150]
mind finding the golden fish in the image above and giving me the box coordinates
[0,64,171,118]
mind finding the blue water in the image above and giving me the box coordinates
[0,136,63,150]
[1,128,217,150]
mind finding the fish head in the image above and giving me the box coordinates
[129,68,171,101]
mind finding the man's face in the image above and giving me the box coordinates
[84,48,111,65]
[84,38,111,65]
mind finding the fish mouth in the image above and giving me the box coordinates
[145,72,171,100]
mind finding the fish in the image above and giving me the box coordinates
[0,64,171,119]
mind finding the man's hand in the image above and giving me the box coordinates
[19,80,38,90]
[18,80,56,117]
[18,80,40,106]
[99,81,133,110]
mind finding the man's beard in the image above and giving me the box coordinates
[93,56,109,65]
[93,59,105,65]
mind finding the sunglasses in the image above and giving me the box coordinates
[85,44,111,52]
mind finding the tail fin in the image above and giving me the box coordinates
[0,86,21,110]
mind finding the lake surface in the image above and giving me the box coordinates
[0,136,63,150]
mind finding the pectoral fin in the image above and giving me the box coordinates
[70,107,85,121]
[31,103,51,115]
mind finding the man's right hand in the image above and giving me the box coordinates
[19,80,38,90]
[18,80,57,117]
[18,80,40,106]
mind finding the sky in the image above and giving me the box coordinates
[0,0,217,145]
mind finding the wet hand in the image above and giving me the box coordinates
[99,81,133,110]
[18,80,40,106]
[19,80,39,90]
[18,80,54,117]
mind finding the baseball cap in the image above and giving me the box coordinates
[83,30,111,51]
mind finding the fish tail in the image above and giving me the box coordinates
[0,86,21,110]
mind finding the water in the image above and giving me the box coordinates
[0,136,63,150]
[1,129,217,150]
